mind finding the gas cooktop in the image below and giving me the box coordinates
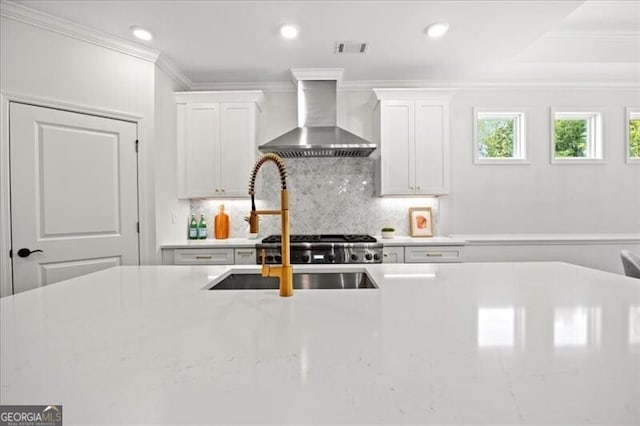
[256,234,382,265]
[261,234,377,244]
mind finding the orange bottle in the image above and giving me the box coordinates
[214,204,229,239]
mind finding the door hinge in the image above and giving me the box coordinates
[135,139,139,153]
[136,222,140,233]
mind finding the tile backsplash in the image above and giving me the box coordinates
[191,158,441,238]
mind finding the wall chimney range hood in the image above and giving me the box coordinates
[258,69,376,158]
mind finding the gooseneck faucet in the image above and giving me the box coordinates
[248,153,293,297]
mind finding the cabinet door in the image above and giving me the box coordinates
[380,101,415,195]
[383,246,404,263]
[234,248,257,265]
[184,103,220,198]
[219,103,256,197]
[415,100,449,195]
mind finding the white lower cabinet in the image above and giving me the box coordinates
[234,248,257,265]
[404,246,463,263]
[174,248,235,265]
[163,247,258,265]
[382,246,404,263]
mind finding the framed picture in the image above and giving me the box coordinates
[409,207,433,237]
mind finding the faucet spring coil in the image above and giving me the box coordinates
[248,153,288,195]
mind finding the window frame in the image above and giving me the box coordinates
[626,107,640,164]
[473,108,529,165]
[550,107,605,164]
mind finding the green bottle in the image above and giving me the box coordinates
[188,214,198,240]
[198,213,207,240]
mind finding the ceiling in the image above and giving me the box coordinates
[7,0,640,87]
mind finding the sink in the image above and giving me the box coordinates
[208,272,377,290]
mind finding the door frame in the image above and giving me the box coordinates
[0,91,148,297]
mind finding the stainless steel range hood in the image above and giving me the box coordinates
[259,70,376,158]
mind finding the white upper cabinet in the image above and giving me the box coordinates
[176,91,264,199]
[371,89,452,196]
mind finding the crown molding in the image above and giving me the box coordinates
[189,81,295,92]
[544,30,640,42]
[342,80,640,91]
[155,54,192,90]
[0,0,159,63]
[188,79,639,93]
[290,68,344,85]
[175,90,265,111]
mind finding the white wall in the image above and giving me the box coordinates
[250,87,639,237]
[0,16,158,295]
[154,66,189,245]
[449,88,640,234]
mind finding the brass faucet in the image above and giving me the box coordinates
[248,153,293,297]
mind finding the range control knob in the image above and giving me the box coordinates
[351,254,359,261]
[275,255,282,263]
[301,254,310,263]
[266,255,274,263]
[373,253,381,261]
[325,253,335,262]
[365,253,373,261]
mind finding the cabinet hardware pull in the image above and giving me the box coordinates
[215,189,219,192]
[426,253,443,257]
[417,186,422,190]
[195,255,213,260]
[383,253,388,257]
[409,186,414,190]
[236,251,253,255]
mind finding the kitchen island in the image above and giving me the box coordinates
[1,262,639,425]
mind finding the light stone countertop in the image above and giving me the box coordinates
[161,235,467,249]
[451,233,640,245]
[160,237,259,248]
[1,262,639,425]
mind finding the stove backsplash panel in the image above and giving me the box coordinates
[191,158,442,238]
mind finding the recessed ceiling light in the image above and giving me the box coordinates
[280,24,299,40]
[425,22,449,38]
[131,26,153,41]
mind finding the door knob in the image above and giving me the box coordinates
[17,248,44,258]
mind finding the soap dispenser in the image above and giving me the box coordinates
[214,204,230,239]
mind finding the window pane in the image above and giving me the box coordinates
[478,119,514,158]
[630,119,640,158]
[555,119,587,158]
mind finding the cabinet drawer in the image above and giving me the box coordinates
[404,246,463,263]
[382,246,404,263]
[234,248,257,265]
[174,248,234,265]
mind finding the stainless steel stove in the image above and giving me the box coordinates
[256,234,383,264]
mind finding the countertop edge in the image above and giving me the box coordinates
[450,233,640,245]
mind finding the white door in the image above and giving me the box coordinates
[219,102,255,197]
[415,100,448,195]
[185,103,220,198]
[9,102,139,293]
[380,101,415,195]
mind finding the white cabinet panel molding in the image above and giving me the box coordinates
[371,89,453,196]
[176,91,263,199]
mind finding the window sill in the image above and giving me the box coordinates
[551,158,607,165]
[474,158,530,165]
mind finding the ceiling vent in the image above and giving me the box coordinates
[335,41,368,54]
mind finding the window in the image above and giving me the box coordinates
[551,109,603,163]
[627,108,640,164]
[473,109,527,164]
